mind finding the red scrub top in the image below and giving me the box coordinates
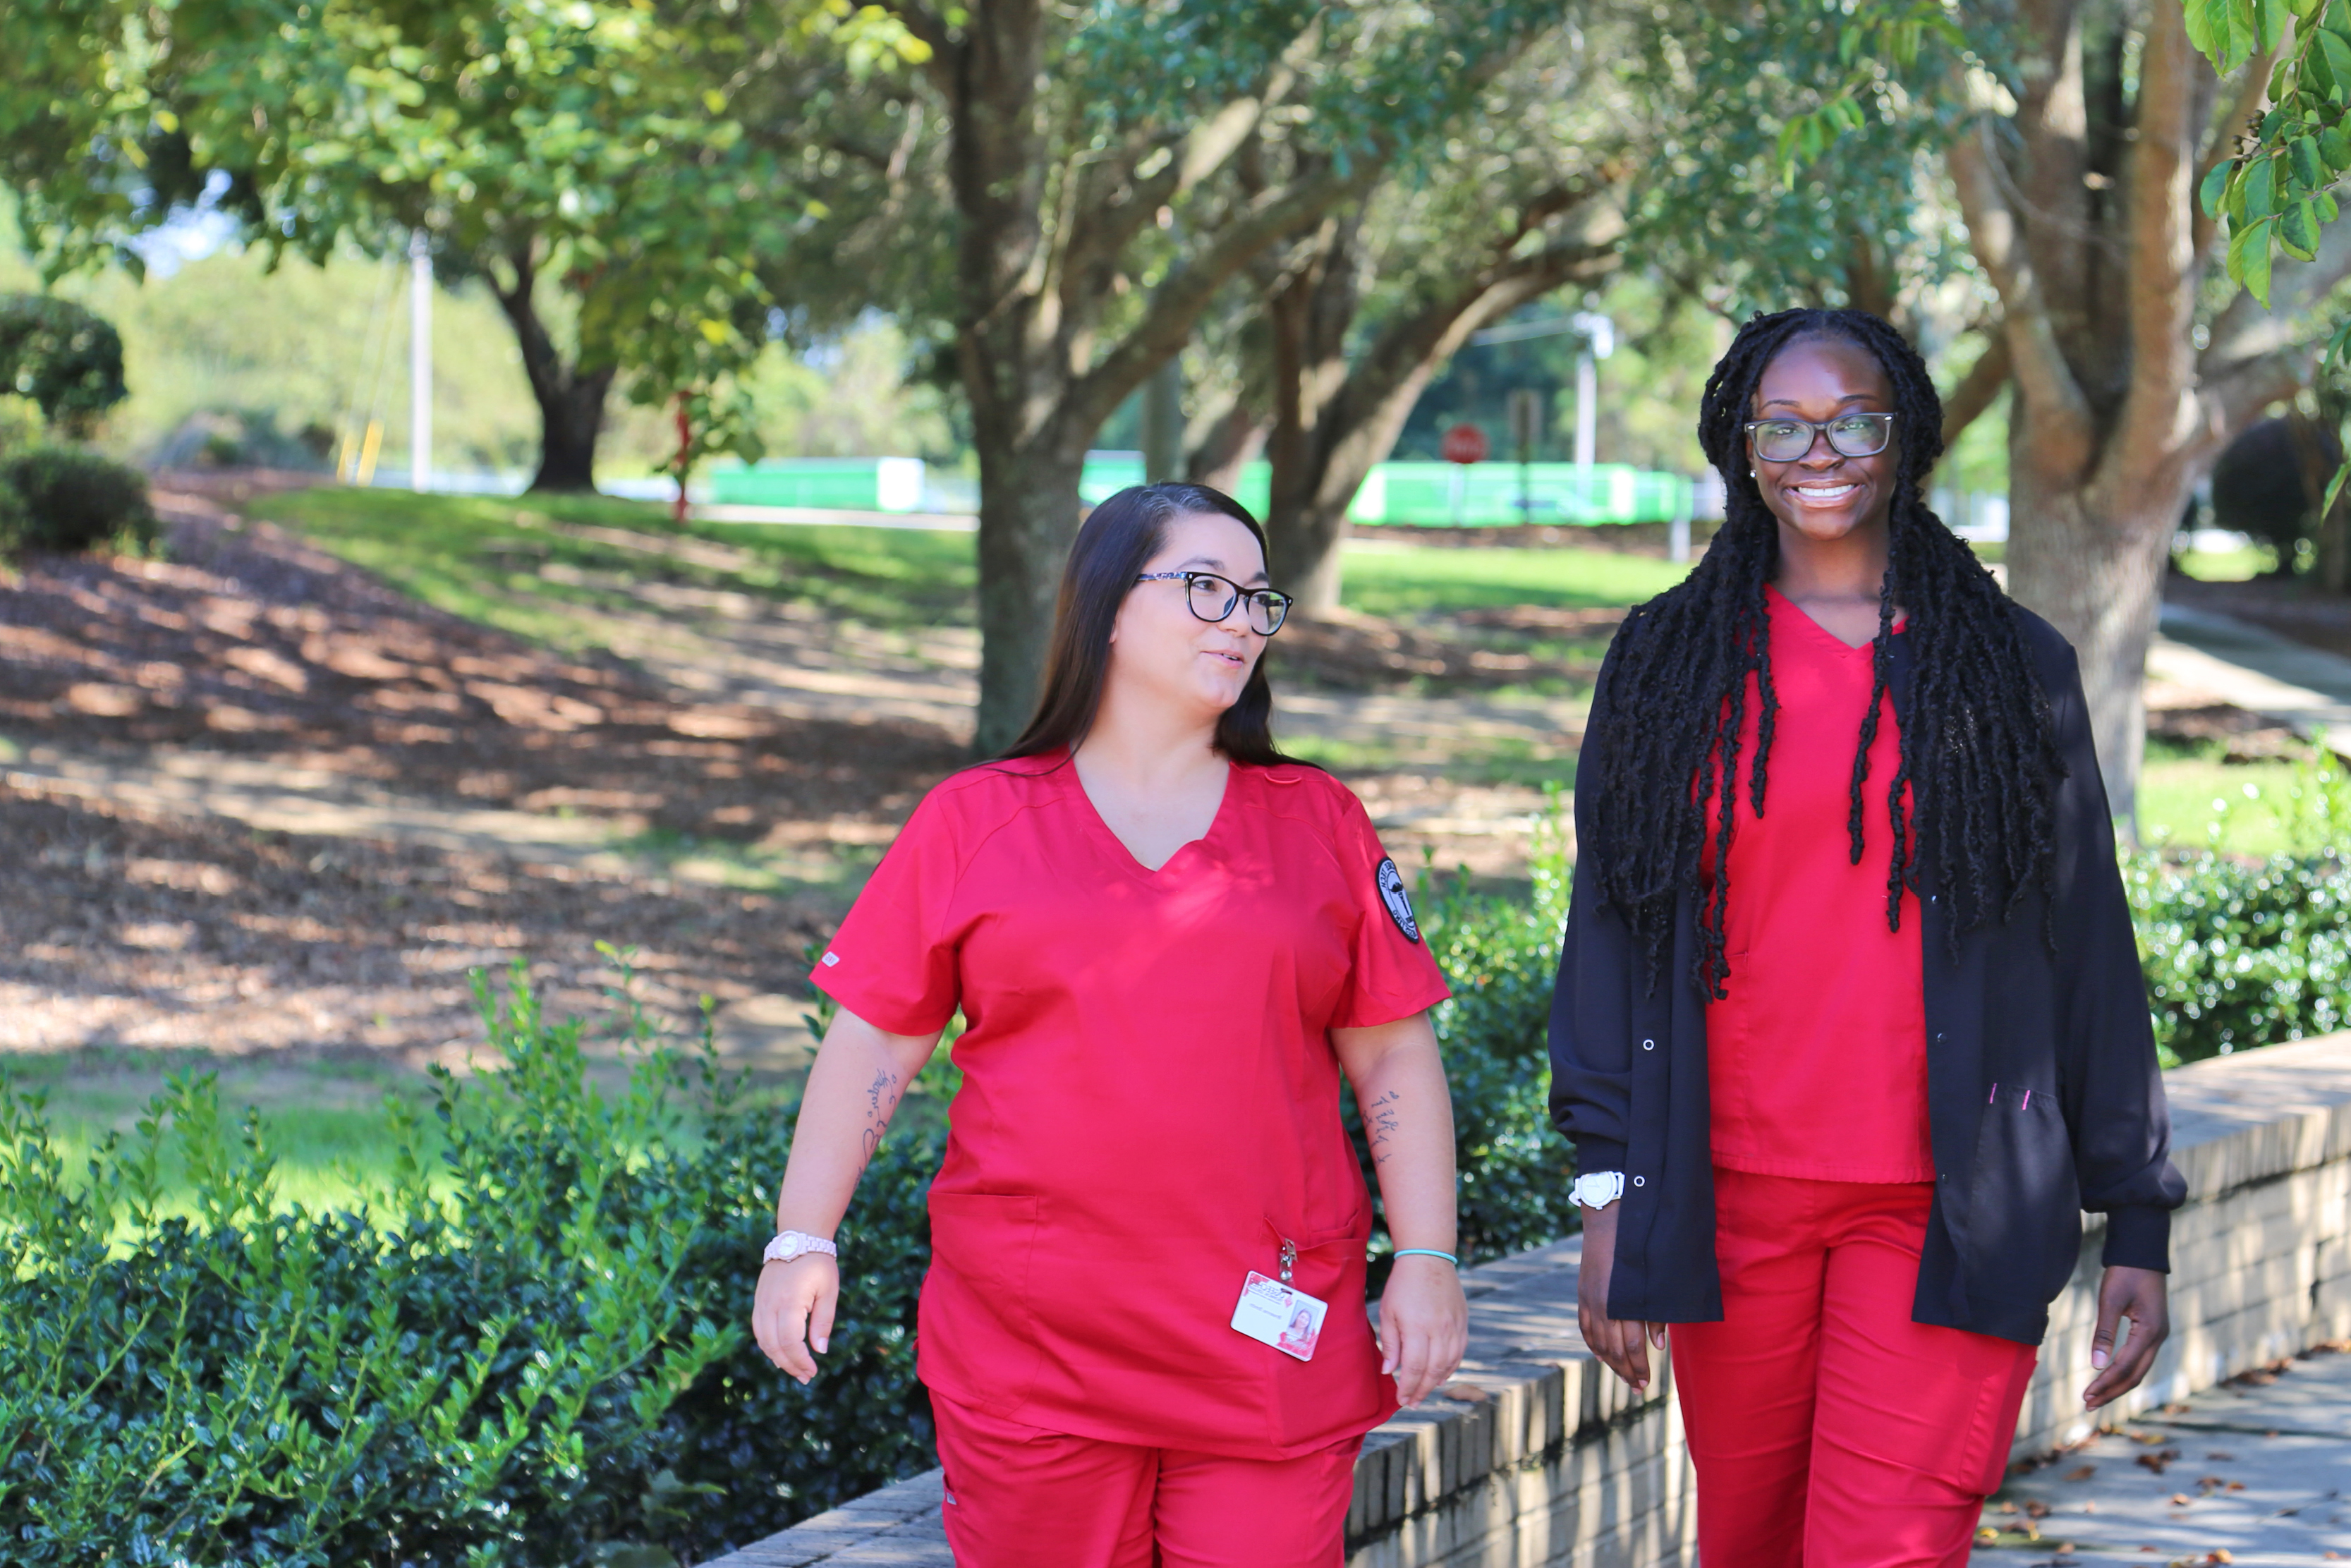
[1703,586,1935,1184]
[814,751,1451,1459]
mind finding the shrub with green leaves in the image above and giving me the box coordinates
[0,965,942,1564]
[2130,746,2351,1064]
[1349,791,1580,1285]
[0,295,128,435]
[0,444,157,557]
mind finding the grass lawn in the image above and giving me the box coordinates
[2173,545,2278,582]
[249,487,979,642]
[2137,737,2343,857]
[5,1050,443,1215]
[1339,542,1689,617]
[252,488,1689,635]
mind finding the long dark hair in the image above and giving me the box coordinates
[998,482,1302,766]
[1586,308,2065,997]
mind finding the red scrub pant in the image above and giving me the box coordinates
[1669,1168,2038,1568]
[930,1388,1360,1568]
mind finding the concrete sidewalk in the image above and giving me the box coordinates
[2153,602,2351,760]
[1973,1343,2351,1564]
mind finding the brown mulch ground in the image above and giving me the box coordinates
[0,494,959,838]
[1274,607,1622,691]
[0,492,966,1063]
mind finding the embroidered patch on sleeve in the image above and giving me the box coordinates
[1375,857,1421,944]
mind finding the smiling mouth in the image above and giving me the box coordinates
[1788,481,1861,503]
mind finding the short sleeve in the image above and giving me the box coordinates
[1325,787,1452,1029]
[810,787,966,1037]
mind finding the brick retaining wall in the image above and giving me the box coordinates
[707,1032,2351,1567]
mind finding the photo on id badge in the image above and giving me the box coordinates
[1232,1270,1328,1361]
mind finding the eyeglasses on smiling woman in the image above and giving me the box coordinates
[1134,570,1295,636]
[1742,412,1897,463]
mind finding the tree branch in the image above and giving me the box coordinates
[2106,0,2199,488]
[1065,159,1374,432]
[878,1,959,97]
[2010,0,2093,329]
[1948,118,2096,478]
[1307,225,1621,515]
[1938,330,2010,451]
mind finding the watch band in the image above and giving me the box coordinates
[1569,1171,1626,1210]
[763,1229,839,1265]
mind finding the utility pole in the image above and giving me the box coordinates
[1568,310,1613,470]
[408,231,432,493]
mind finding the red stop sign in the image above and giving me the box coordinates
[1440,423,1490,465]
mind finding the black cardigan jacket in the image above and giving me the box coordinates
[1547,602,2187,1346]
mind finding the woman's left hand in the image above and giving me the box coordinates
[1378,1253,1469,1408]
[2083,1265,2170,1410]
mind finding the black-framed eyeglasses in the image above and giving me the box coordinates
[1134,571,1294,636]
[1744,412,1897,463]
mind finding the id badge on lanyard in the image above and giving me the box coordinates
[1229,1237,1328,1361]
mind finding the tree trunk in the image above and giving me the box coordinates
[971,439,1089,754]
[524,365,616,494]
[1184,404,1266,494]
[489,249,615,495]
[2005,461,2185,827]
[2320,491,2351,595]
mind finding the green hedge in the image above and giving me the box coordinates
[0,967,940,1565]
[0,444,157,559]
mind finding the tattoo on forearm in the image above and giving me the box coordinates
[857,1066,904,1176]
[1368,1088,1403,1167]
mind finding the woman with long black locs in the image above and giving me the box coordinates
[1550,308,2186,1565]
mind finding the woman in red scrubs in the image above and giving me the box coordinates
[753,482,1468,1568]
[1550,309,2185,1566]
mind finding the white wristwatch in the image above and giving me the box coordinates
[1569,1172,1625,1210]
[763,1230,838,1265]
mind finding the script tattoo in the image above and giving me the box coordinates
[859,1066,903,1174]
[1367,1089,1404,1167]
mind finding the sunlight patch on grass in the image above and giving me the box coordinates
[249,487,977,638]
[1339,545,1688,618]
[2138,745,2330,857]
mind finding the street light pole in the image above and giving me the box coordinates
[408,231,432,493]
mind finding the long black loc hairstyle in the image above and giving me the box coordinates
[1586,308,2067,999]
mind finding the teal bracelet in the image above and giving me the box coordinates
[1391,1248,1459,1265]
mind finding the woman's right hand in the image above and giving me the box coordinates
[753,1255,842,1384]
[1576,1203,1665,1394]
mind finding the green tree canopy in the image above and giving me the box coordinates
[5,0,924,490]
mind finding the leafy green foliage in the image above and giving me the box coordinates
[2131,850,2351,1062]
[2130,744,2351,1063]
[0,293,126,434]
[13,0,928,479]
[1349,796,1579,1290]
[0,443,155,557]
[1622,0,1976,319]
[2189,0,2351,307]
[0,963,943,1563]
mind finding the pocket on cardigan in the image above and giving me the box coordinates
[1963,1084,2080,1302]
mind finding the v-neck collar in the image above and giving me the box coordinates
[1766,583,1906,654]
[1059,748,1239,880]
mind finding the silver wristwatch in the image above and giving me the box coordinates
[1569,1172,1625,1210]
[763,1229,838,1265]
